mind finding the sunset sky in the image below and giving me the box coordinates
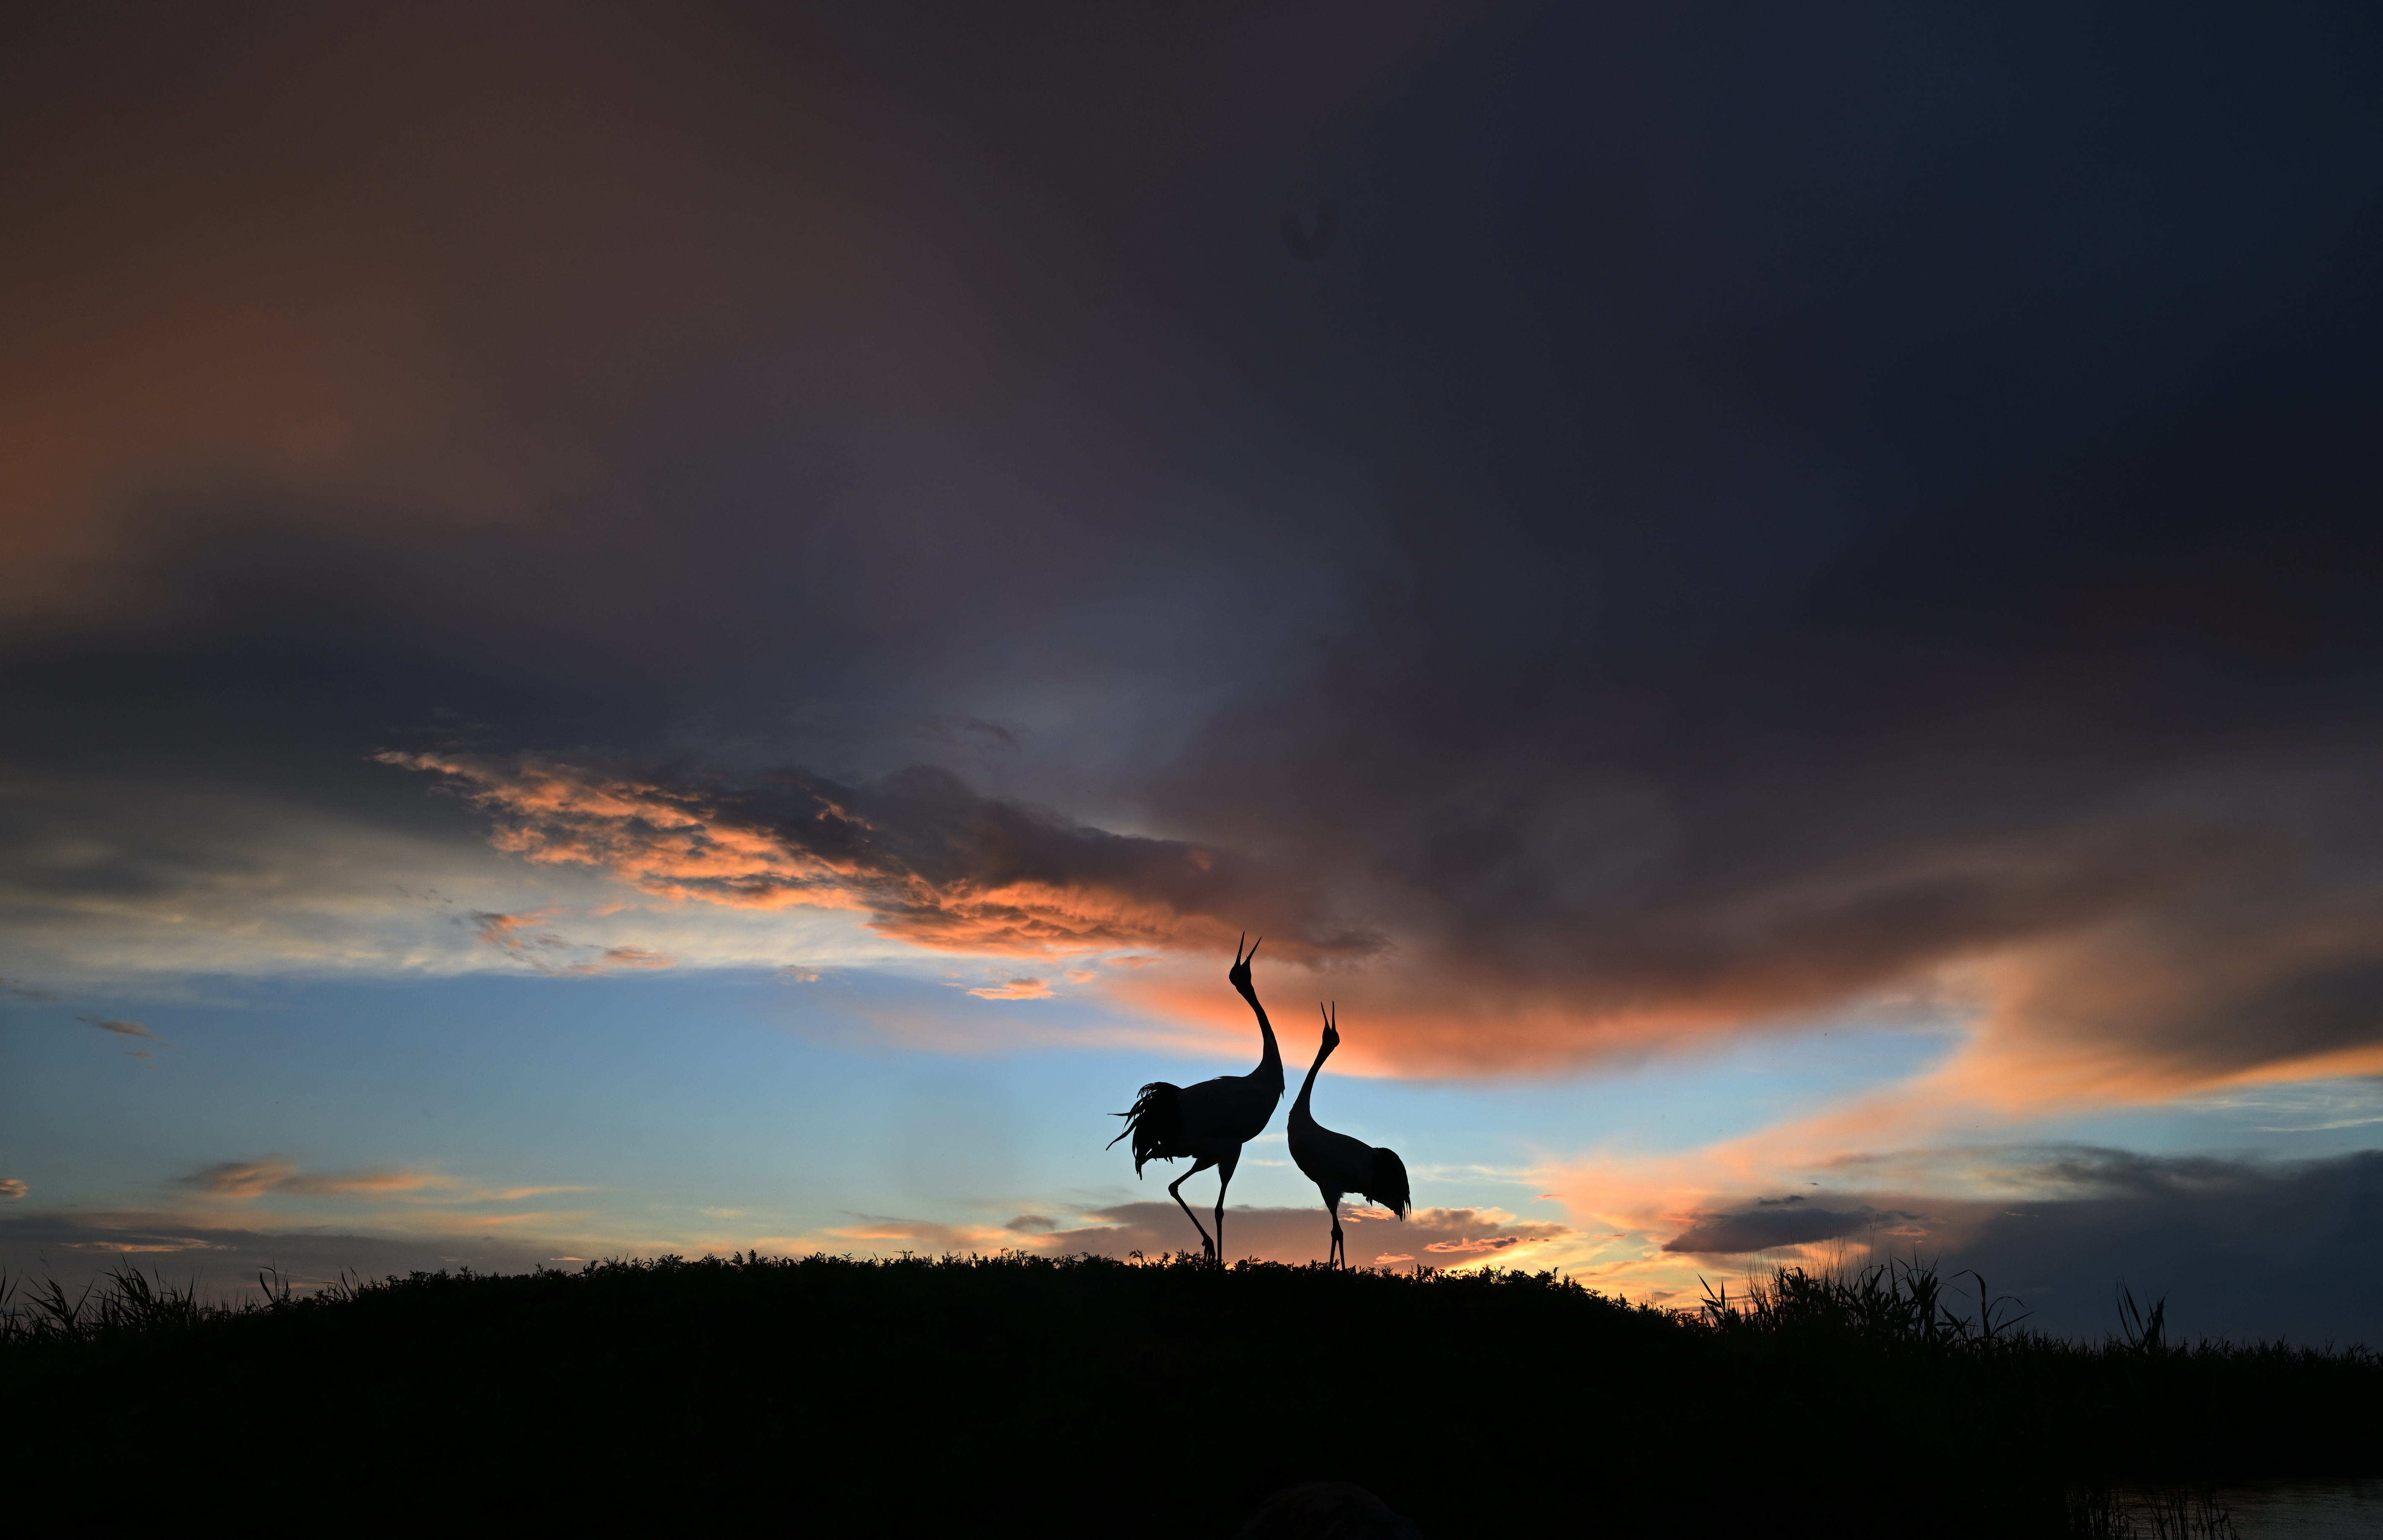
[6,3,2383,1339]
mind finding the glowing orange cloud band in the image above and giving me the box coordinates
[377,751,1374,961]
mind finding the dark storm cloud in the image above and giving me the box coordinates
[1667,1149,2383,1342]
[1948,1150,2383,1343]
[1663,1200,1905,1256]
[3,5,2382,1079]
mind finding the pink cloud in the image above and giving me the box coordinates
[177,1158,298,1198]
[457,906,676,976]
[594,946,674,971]
[1031,1204,1566,1270]
[967,977,1053,1000]
[80,1015,160,1040]
[383,752,2383,1102]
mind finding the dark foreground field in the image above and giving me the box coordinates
[3,1253,2376,1536]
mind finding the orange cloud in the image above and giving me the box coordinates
[381,752,1376,963]
[178,1158,298,1199]
[695,1204,1571,1274]
[384,752,2383,1101]
[594,946,674,971]
[168,1158,583,1208]
[281,1169,448,1197]
[967,977,1054,1000]
[468,910,562,951]
[826,1216,1020,1252]
[80,1015,161,1040]
[455,905,677,976]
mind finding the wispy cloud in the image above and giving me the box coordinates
[177,1158,298,1198]
[467,909,563,952]
[967,977,1053,1000]
[283,1169,449,1197]
[0,978,59,1002]
[170,1156,582,1207]
[80,1014,159,1040]
[453,907,677,977]
[0,1179,26,1200]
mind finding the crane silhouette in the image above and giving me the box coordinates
[1109,935,1285,1265]
[1287,1003,1410,1269]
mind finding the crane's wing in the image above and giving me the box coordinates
[1366,1146,1411,1220]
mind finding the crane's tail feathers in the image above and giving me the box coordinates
[1108,1081,1185,1176]
[1367,1147,1411,1221]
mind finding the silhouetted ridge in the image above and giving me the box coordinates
[4,1251,2378,1537]
[1238,1481,1422,1540]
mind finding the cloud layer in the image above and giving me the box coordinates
[3,6,2376,1092]
[381,752,1373,961]
[382,736,2383,1098]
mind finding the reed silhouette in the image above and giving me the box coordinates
[1109,935,1284,1264]
[1287,1003,1410,1268]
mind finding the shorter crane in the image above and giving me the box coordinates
[1287,1003,1410,1269]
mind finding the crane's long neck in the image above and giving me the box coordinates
[1292,1038,1334,1128]
[1243,989,1284,1100]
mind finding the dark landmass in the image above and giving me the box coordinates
[2,1253,2374,1536]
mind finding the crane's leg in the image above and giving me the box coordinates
[1320,1189,1342,1269]
[1167,1160,1217,1263]
[1211,1147,1242,1270]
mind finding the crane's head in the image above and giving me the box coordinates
[1230,932,1261,996]
[1319,1000,1339,1053]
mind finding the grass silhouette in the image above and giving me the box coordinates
[2,1252,2373,1535]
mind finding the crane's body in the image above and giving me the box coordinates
[1287,1005,1410,1268]
[1109,936,1284,1264]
